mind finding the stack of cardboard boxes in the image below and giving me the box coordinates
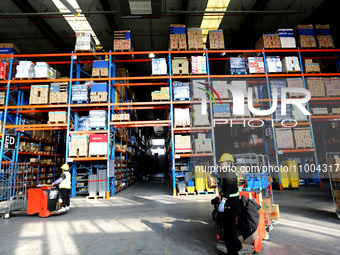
[191,56,207,74]
[315,24,334,48]
[114,30,133,51]
[69,135,89,157]
[262,197,280,224]
[293,128,313,148]
[208,30,225,49]
[286,78,305,97]
[248,57,265,74]
[0,92,5,105]
[174,108,190,127]
[151,87,170,101]
[152,58,167,75]
[187,28,204,50]
[175,135,191,153]
[331,108,340,115]
[50,82,68,104]
[0,62,9,80]
[194,133,212,153]
[71,83,90,103]
[304,59,321,73]
[89,110,107,129]
[0,43,20,63]
[277,29,296,48]
[48,111,67,124]
[307,77,326,97]
[212,80,229,99]
[324,77,340,97]
[112,113,130,121]
[75,32,96,52]
[226,57,247,74]
[29,85,49,105]
[294,25,317,48]
[173,81,190,100]
[311,107,328,115]
[89,134,108,156]
[90,83,108,103]
[34,62,58,79]
[266,56,282,73]
[15,61,35,79]
[92,60,109,77]
[276,128,295,149]
[172,57,189,75]
[169,24,187,50]
[282,57,301,73]
[255,34,281,49]
[248,134,264,145]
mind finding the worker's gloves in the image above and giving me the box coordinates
[218,201,225,212]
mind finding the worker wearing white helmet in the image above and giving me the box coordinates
[52,163,71,212]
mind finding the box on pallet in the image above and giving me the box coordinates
[276,128,294,149]
[15,61,35,78]
[212,80,229,99]
[324,77,340,97]
[255,34,281,49]
[266,56,282,73]
[194,133,212,153]
[193,104,210,126]
[282,57,301,72]
[315,24,334,48]
[208,30,225,49]
[174,108,190,127]
[213,104,231,118]
[152,58,167,75]
[92,61,109,77]
[48,111,67,124]
[34,62,57,79]
[75,32,96,52]
[304,59,321,73]
[294,25,317,48]
[29,85,49,105]
[173,81,190,100]
[169,25,187,50]
[191,56,207,74]
[286,78,305,97]
[0,43,20,54]
[72,84,90,102]
[0,62,9,80]
[172,57,189,75]
[69,135,89,157]
[175,135,191,153]
[89,110,107,129]
[248,57,265,74]
[187,28,204,50]
[89,134,108,156]
[114,30,133,51]
[307,77,325,97]
[225,57,247,74]
[277,29,296,48]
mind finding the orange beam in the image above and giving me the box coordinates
[176,152,214,158]
[71,157,108,161]
[18,151,63,157]
[281,149,315,153]
[69,130,108,134]
[114,82,168,86]
[274,122,310,127]
[311,115,340,119]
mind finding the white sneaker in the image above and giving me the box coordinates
[66,206,70,211]
[216,243,228,254]
[238,246,253,255]
[58,207,67,213]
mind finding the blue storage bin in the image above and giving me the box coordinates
[245,173,267,189]
[187,181,194,187]
[91,83,108,92]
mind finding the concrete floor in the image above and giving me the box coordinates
[0,180,340,255]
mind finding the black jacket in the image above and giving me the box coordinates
[238,195,261,240]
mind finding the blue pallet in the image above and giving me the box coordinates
[197,191,215,195]
[174,98,190,101]
[230,72,248,75]
[90,127,107,130]
[71,100,89,104]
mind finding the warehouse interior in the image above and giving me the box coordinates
[1,0,340,254]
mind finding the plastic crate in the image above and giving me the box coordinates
[245,173,267,189]
[187,180,194,187]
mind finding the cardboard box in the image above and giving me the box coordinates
[30,85,50,105]
[276,128,294,149]
[255,34,281,49]
[270,204,280,220]
[307,78,326,97]
[293,128,313,149]
[262,198,272,213]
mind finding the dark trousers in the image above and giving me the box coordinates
[223,199,242,255]
[60,188,71,207]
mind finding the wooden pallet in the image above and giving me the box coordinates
[305,71,321,74]
[284,70,302,74]
[86,196,105,200]
[188,47,205,50]
[172,73,189,75]
[90,100,108,103]
[50,102,68,105]
[170,48,187,51]
[71,101,89,104]
[89,154,107,158]
[175,150,192,154]
[178,192,197,196]
[230,72,248,75]
[71,155,88,158]
[13,77,31,80]
[89,127,107,130]
[319,46,335,49]
[113,49,133,52]
[151,73,168,76]
[190,72,207,75]
[48,120,67,124]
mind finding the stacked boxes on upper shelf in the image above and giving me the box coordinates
[282,57,301,73]
[69,135,89,157]
[0,43,20,63]
[286,78,305,97]
[71,82,90,103]
[175,135,191,153]
[172,57,189,75]
[174,108,190,127]
[304,59,321,73]
[306,78,326,97]
[112,113,130,121]
[248,57,265,74]
[324,77,340,97]
[89,134,108,156]
[0,63,9,80]
[151,87,170,101]
[15,61,35,79]
[208,30,225,49]
[266,56,282,73]
[277,29,296,48]
[75,32,96,52]
[152,58,167,75]
[315,24,334,48]
[294,25,317,48]
[29,85,49,105]
[89,110,107,129]
[226,57,247,74]
[169,24,187,50]
[92,60,109,77]
[34,62,59,79]
[194,133,212,153]
[114,30,133,51]
[255,34,281,49]
[191,56,207,74]
[90,83,108,103]
[50,82,68,104]
[187,28,204,50]
[173,81,190,100]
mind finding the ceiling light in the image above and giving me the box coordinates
[149,53,155,58]
[200,0,231,44]
[52,0,101,46]
[220,52,226,56]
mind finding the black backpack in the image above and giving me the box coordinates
[238,195,261,240]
